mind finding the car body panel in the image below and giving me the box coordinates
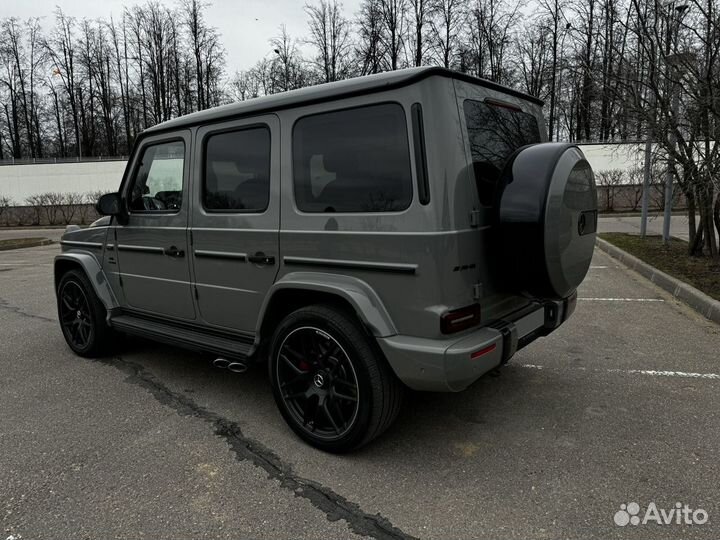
[189,114,281,333]
[113,130,195,320]
[56,223,118,311]
[257,271,398,338]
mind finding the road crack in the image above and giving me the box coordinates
[0,297,55,323]
[100,354,417,540]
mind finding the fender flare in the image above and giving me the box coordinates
[54,252,120,311]
[256,271,398,338]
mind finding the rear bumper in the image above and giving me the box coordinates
[377,293,577,392]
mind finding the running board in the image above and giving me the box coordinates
[109,314,253,359]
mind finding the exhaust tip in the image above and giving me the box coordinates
[213,358,231,369]
[227,362,248,374]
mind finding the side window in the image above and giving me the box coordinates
[129,140,185,212]
[293,103,413,213]
[203,126,271,212]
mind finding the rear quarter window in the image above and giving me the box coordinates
[463,99,541,206]
[292,103,413,213]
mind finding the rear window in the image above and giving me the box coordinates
[292,103,412,213]
[463,99,541,205]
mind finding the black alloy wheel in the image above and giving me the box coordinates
[59,280,94,350]
[57,270,114,357]
[270,305,403,453]
[276,326,360,440]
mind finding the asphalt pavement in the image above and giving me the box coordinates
[1,243,719,539]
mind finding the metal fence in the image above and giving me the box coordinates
[0,156,128,166]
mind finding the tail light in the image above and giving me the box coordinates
[440,303,481,334]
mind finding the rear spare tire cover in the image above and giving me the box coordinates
[497,143,597,298]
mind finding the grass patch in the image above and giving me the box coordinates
[0,237,52,251]
[600,233,720,302]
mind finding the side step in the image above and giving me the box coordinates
[110,314,253,359]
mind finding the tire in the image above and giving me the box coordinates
[269,305,403,453]
[57,269,115,358]
[496,143,597,298]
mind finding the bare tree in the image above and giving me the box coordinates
[379,0,407,70]
[466,0,521,83]
[536,0,569,141]
[229,69,261,101]
[181,0,225,110]
[515,23,551,98]
[44,9,83,157]
[429,0,463,69]
[596,169,625,212]
[356,0,387,74]
[613,0,720,257]
[407,0,432,66]
[270,25,308,92]
[305,1,352,83]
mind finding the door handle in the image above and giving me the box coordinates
[248,252,275,266]
[164,246,185,258]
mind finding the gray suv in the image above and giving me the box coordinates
[55,67,597,452]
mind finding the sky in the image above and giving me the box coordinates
[3,0,362,75]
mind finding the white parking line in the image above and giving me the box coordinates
[519,364,720,380]
[589,265,608,269]
[578,297,665,302]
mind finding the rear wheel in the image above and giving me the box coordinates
[269,305,402,453]
[57,269,115,357]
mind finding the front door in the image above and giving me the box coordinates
[114,131,195,320]
[190,115,280,333]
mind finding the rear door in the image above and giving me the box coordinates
[190,115,280,333]
[114,131,195,320]
[453,80,545,319]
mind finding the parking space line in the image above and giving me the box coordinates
[578,297,665,302]
[519,364,720,380]
[589,265,608,269]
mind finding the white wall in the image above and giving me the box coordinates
[579,143,647,174]
[0,143,651,204]
[0,160,127,204]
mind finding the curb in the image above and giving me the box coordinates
[596,237,720,325]
[0,238,54,251]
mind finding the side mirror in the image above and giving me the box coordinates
[96,192,121,216]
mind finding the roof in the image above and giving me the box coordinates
[145,66,544,134]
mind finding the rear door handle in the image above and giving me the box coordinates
[164,246,185,258]
[248,252,275,266]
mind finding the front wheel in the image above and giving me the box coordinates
[57,269,115,357]
[269,305,403,453]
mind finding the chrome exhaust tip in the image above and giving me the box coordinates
[227,362,248,374]
[213,358,231,369]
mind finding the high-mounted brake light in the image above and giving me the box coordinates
[484,98,523,112]
[440,303,481,334]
